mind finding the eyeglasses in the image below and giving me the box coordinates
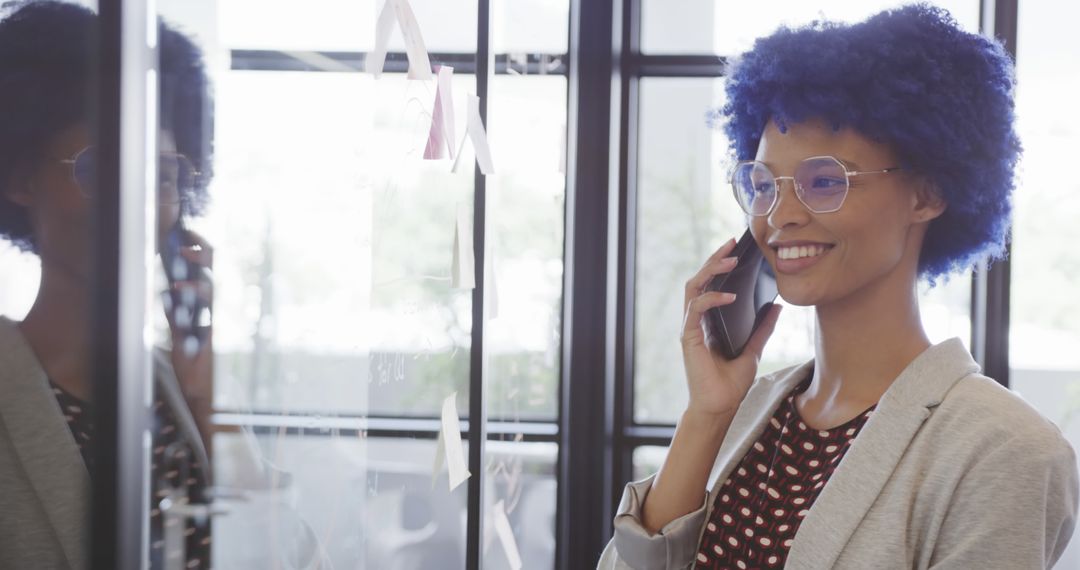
[58,146,201,206]
[730,155,901,216]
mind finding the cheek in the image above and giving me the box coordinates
[834,210,908,278]
[750,217,769,246]
[158,205,180,232]
[32,187,92,256]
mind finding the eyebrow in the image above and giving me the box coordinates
[840,157,862,170]
[759,156,864,170]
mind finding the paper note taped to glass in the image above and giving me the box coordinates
[367,0,432,80]
[432,392,471,491]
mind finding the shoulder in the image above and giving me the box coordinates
[0,314,21,347]
[933,372,1075,463]
[0,315,43,383]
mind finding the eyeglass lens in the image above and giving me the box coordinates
[733,157,849,215]
[72,148,195,205]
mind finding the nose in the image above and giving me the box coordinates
[767,177,811,230]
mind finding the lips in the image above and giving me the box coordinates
[768,242,835,275]
[776,244,831,260]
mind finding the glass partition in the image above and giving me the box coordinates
[0,1,103,568]
[144,0,567,567]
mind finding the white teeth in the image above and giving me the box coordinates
[778,245,830,260]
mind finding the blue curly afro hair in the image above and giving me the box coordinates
[0,1,214,254]
[712,3,1020,284]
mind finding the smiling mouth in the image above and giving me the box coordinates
[774,244,834,260]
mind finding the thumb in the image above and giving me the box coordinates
[741,303,783,361]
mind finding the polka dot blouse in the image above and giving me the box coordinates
[695,376,877,569]
[51,381,213,569]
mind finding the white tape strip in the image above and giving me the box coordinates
[451,204,475,290]
[493,500,523,570]
[466,94,495,174]
[367,0,433,80]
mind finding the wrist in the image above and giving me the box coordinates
[680,407,735,435]
[182,392,213,412]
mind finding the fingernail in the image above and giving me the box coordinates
[722,292,736,301]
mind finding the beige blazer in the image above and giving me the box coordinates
[598,338,1079,569]
[0,316,209,570]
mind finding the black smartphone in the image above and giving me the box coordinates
[161,222,211,354]
[703,228,779,360]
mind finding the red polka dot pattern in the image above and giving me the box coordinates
[695,377,877,569]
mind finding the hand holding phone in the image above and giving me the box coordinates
[161,223,213,357]
[680,232,783,420]
[702,228,780,360]
[160,222,215,454]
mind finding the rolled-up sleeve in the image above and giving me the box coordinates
[596,474,709,570]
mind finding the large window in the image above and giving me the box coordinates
[159,1,567,568]
[1010,1,1080,567]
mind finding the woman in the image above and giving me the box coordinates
[599,4,1078,569]
[0,2,215,569]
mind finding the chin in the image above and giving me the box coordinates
[777,292,818,307]
[775,280,830,308]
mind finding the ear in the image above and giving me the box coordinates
[910,178,947,224]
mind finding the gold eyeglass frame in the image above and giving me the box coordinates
[730,155,901,216]
[58,146,201,206]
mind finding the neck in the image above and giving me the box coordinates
[17,262,93,401]
[807,266,932,408]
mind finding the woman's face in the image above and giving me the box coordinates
[5,124,183,284]
[10,124,95,282]
[749,117,944,308]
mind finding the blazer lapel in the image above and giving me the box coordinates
[785,338,980,569]
[706,361,816,495]
[690,361,815,568]
[0,317,91,570]
[152,347,212,486]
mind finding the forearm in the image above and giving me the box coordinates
[184,394,214,460]
[641,409,733,534]
[170,339,214,460]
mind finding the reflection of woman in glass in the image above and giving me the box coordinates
[601,5,1077,569]
[0,2,214,568]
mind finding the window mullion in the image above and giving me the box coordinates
[465,1,494,569]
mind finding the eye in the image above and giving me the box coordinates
[753,180,776,194]
[810,176,845,189]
